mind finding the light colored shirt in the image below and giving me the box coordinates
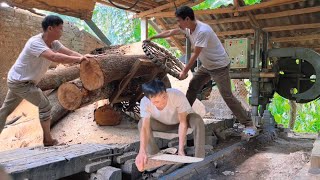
[8,33,63,84]
[140,88,193,125]
[183,20,230,70]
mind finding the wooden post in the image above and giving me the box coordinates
[141,17,148,41]
[289,100,297,129]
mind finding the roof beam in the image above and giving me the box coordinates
[134,0,189,18]
[270,35,320,43]
[156,18,185,53]
[96,0,141,12]
[263,23,320,32]
[145,0,306,18]
[255,6,320,20]
[176,29,254,38]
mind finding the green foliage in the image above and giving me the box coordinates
[268,93,320,133]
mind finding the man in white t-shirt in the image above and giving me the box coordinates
[0,15,93,146]
[135,79,205,171]
[148,6,256,134]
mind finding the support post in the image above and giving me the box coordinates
[141,18,148,41]
[251,28,261,124]
[85,20,111,46]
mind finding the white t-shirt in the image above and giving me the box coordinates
[183,20,230,70]
[140,88,193,125]
[8,33,63,84]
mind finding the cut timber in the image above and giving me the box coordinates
[37,65,80,91]
[57,77,152,110]
[80,55,157,90]
[138,154,203,172]
[309,137,320,174]
[94,104,121,126]
[58,79,115,110]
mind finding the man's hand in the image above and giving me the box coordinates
[135,151,148,172]
[84,54,96,58]
[179,71,188,80]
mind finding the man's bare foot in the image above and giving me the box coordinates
[43,139,59,146]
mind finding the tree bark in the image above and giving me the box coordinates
[47,90,70,127]
[38,65,80,91]
[289,100,297,130]
[80,55,158,90]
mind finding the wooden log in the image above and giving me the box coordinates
[37,65,80,91]
[94,104,121,126]
[80,55,157,90]
[47,90,70,126]
[57,79,115,110]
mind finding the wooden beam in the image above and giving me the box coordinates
[176,29,254,38]
[4,0,95,20]
[134,0,189,18]
[255,6,320,20]
[84,20,112,45]
[270,35,320,43]
[145,7,235,18]
[246,11,260,28]
[156,18,185,53]
[236,0,304,12]
[206,16,250,25]
[233,0,240,16]
[145,0,305,18]
[141,18,148,41]
[96,0,138,13]
[263,23,320,32]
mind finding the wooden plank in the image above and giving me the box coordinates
[237,0,305,12]
[134,0,189,18]
[3,0,95,20]
[270,35,320,43]
[310,137,320,174]
[176,29,254,39]
[255,6,320,20]
[142,154,203,171]
[207,16,250,25]
[141,18,148,41]
[0,144,112,179]
[263,23,320,32]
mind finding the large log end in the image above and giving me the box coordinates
[80,59,104,91]
[58,82,83,110]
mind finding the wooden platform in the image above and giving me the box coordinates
[0,144,113,180]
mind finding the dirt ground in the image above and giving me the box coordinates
[205,134,318,180]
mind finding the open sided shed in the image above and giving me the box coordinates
[3,0,319,53]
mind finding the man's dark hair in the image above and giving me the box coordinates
[142,79,166,98]
[42,15,64,31]
[175,6,195,21]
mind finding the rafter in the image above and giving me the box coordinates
[134,0,189,18]
[255,6,320,20]
[144,0,306,18]
[270,35,320,43]
[263,23,320,32]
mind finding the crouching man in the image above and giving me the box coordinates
[135,79,205,171]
